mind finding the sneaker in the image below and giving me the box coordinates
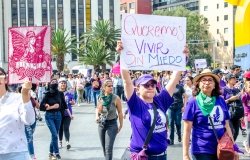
[242,130,247,137]
[49,153,55,160]
[169,140,174,145]
[55,154,61,159]
[59,141,62,148]
[66,141,71,150]
[178,136,182,142]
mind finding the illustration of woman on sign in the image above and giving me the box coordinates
[9,27,51,81]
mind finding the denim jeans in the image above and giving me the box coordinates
[25,121,36,156]
[93,89,100,107]
[0,151,31,160]
[45,111,62,155]
[98,119,118,160]
[84,86,92,103]
[168,108,182,141]
[192,153,218,160]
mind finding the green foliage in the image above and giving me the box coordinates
[153,7,212,67]
[79,20,120,71]
[51,29,76,72]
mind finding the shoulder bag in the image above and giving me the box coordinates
[121,102,158,160]
[208,116,238,160]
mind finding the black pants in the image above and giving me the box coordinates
[230,117,240,141]
[192,153,217,160]
[59,116,71,142]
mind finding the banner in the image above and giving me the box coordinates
[120,13,186,71]
[194,59,207,69]
[8,26,52,84]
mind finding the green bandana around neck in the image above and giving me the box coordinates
[196,91,216,116]
[100,92,113,107]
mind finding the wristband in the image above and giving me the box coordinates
[233,144,244,154]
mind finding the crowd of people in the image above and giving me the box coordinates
[1,43,250,160]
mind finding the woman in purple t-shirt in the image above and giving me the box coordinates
[182,69,235,160]
[117,41,188,160]
[242,81,250,153]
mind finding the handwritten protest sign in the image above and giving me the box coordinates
[8,26,52,84]
[120,13,186,71]
[194,59,207,69]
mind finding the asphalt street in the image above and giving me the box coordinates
[34,103,250,160]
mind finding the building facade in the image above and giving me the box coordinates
[0,0,120,69]
[120,0,152,14]
[153,0,199,11]
[199,0,234,66]
[152,0,234,66]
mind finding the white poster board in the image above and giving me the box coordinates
[194,59,207,69]
[120,13,186,71]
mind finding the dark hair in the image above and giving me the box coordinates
[186,76,193,82]
[193,77,221,97]
[0,67,9,91]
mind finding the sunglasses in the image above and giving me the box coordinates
[141,83,156,89]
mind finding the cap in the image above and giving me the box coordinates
[193,69,220,84]
[212,68,223,75]
[135,74,157,86]
[244,71,250,79]
[58,77,67,83]
[225,73,236,81]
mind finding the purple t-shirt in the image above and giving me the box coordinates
[183,96,230,155]
[220,79,226,88]
[242,93,250,115]
[63,91,74,116]
[127,89,173,155]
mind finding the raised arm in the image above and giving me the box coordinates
[116,41,134,100]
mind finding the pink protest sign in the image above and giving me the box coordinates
[112,63,121,74]
[8,26,52,84]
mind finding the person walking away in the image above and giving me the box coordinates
[96,79,123,160]
[0,67,35,160]
[58,78,74,150]
[223,73,244,140]
[40,79,68,160]
[92,74,101,107]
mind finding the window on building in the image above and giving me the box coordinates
[50,0,56,30]
[42,0,48,25]
[217,4,219,9]
[224,41,228,46]
[129,2,135,9]
[20,0,26,26]
[204,6,208,11]
[28,0,34,26]
[217,42,220,47]
[57,0,64,29]
[98,0,103,20]
[217,16,219,22]
[224,28,228,34]
[86,0,91,30]
[78,0,84,36]
[109,0,114,26]
[11,0,18,26]
[224,2,228,8]
[224,15,228,20]
[217,29,219,34]
[71,0,77,61]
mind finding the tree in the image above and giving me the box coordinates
[79,20,120,72]
[51,29,76,72]
[153,7,212,67]
[79,40,115,72]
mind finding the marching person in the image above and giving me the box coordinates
[117,41,188,160]
[58,78,74,150]
[183,69,237,160]
[96,79,123,160]
[0,67,35,160]
[40,78,68,160]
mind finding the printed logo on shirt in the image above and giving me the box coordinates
[208,105,224,129]
[148,109,167,133]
